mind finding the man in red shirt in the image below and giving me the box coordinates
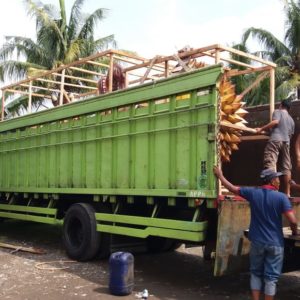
[213,166,299,300]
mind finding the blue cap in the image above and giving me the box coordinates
[260,169,283,182]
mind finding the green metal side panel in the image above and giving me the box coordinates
[0,65,222,199]
[95,213,207,241]
[0,204,59,224]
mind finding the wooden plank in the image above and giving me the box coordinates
[86,60,109,68]
[140,55,160,84]
[241,135,269,141]
[69,66,104,76]
[1,49,113,90]
[203,50,254,69]
[5,89,52,99]
[220,45,277,67]
[52,72,98,84]
[239,71,270,99]
[108,54,114,92]
[1,90,5,121]
[28,80,32,113]
[124,44,220,72]
[227,66,271,77]
[220,121,257,133]
[21,83,60,93]
[113,55,167,72]
[0,242,46,254]
[270,68,275,121]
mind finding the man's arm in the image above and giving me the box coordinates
[290,180,300,192]
[284,210,299,236]
[213,166,240,195]
[256,119,279,134]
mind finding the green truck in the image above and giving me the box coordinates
[0,45,298,275]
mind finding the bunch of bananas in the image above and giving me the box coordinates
[218,78,248,162]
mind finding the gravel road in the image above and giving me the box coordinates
[1,220,300,300]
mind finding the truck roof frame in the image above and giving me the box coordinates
[0,44,276,121]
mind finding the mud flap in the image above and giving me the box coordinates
[214,200,251,276]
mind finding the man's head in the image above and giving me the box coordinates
[260,169,283,189]
[280,99,291,111]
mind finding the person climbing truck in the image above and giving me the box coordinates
[256,99,295,196]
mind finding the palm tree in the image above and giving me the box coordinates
[238,0,300,105]
[0,0,115,115]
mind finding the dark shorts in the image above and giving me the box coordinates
[264,140,291,175]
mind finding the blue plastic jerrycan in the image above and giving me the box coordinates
[109,252,134,296]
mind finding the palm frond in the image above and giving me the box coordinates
[78,8,107,40]
[94,35,116,51]
[68,0,85,41]
[64,40,82,63]
[242,27,290,61]
[284,0,300,55]
[0,60,46,82]
[24,0,67,52]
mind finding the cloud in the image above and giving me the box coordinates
[128,0,285,57]
[0,0,286,60]
[0,1,36,46]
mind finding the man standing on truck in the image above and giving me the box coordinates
[256,99,295,196]
[213,166,299,300]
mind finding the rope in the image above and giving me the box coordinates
[35,260,77,271]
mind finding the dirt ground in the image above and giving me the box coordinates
[1,220,300,300]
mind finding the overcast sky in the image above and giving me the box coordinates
[0,0,286,59]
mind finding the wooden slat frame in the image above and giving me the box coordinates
[0,44,277,121]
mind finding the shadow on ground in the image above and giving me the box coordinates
[0,220,300,300]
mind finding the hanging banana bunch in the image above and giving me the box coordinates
[218,77,249,163]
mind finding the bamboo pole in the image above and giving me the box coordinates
[220,121,257,133]
[125,72,129,88]
[239,71,270,99]
[86,60,109,68]
[270,68,275,121]
[62,90,71,103]
[215,49,220,64]
[140,55,159,84]
[1,44,276,92]
[21,83,61,93]
[203,50,254,69]
[227,66,271,77]
[164,61,169,78]
[69,66,105,76]
[1,49,113,90]
[59,69,65,106]
[78,90,98,98]
[1,90,5,121]
[5,89,52,99]
[113,55,167,72]
[52,72,98,84]
[28,80,32,113]
[61,82,97,90]
[124,44,220,72]
[108,54,114,93]
[220,45,277,67]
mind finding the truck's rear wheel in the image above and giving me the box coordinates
[63,203,101,261]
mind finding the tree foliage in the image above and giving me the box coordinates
[234,1,300,106]
[0,0,115,115]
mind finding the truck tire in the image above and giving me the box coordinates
[63,203,101,261]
